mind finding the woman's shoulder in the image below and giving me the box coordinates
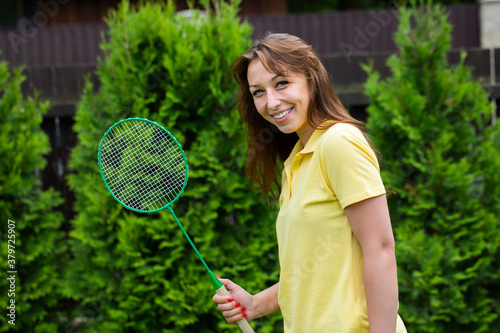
[321,122,367,145]
[319,122,377,164]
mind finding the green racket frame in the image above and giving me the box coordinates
[98,117,188,213]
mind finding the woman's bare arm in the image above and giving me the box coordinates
[345,194,399,333]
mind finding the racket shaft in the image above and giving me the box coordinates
[168,208,252,332]
[216,285,255,333]
[168,207,212,273]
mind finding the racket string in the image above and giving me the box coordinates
[130,120,185,209]
[100,119,187,211]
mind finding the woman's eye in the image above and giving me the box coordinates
[252,89,263,97]
[276,81,289,88]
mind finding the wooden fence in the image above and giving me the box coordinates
[249,4,479,55]
[0,4,488,116]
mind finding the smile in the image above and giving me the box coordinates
[273,107,293,120]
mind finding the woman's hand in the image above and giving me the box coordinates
[213,278,254,323]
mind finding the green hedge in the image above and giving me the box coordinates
[64,1,282,332]
[0,61,67,331]
[363,2,500,332]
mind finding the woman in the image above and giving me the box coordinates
[213,33,407,332]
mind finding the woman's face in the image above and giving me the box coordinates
[247,59,314,145]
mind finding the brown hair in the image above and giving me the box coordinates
[232,32,369,203]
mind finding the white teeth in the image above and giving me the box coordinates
[273,108,292,119]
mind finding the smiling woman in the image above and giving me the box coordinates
[212,32,408,333]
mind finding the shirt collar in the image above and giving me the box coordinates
[285,120,335,164]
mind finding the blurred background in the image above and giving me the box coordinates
[0,0,497,222]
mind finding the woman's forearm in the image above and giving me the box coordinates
[251,282,280,320]
[363,248,399,333]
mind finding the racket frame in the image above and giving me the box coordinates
[97,117,189,213]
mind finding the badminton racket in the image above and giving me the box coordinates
[97,118,254,332]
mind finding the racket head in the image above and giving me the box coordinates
[98,118,188,213]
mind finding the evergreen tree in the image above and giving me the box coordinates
[0,61,67,331]
[363,1,500,332]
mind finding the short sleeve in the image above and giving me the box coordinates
[319,124,386,209]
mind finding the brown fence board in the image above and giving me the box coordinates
[248,4,479,56]
[0,23,106,67]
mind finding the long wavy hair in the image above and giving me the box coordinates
[232,33,370,203]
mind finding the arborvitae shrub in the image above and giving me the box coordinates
[0,61,67,332]
[363,2,500,332]
[65,1,282,332]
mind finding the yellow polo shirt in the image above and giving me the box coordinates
[276,123,406,332]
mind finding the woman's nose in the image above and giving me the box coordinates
[267,90,280,111]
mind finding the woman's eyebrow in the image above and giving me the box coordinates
[249,74,282,88]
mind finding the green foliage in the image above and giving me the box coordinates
[65,1,282,331]
[363,1,500,332]
[0,61,67,331]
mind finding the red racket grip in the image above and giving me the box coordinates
[216,284,255,333]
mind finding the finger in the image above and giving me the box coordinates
[212,294,231,304]
[219,278,241,292]
[217,302,233,311]
[225,304,246,316]
[222,311,248,324]
[217,298,245,316]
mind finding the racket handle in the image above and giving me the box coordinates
[216,285,255,333]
